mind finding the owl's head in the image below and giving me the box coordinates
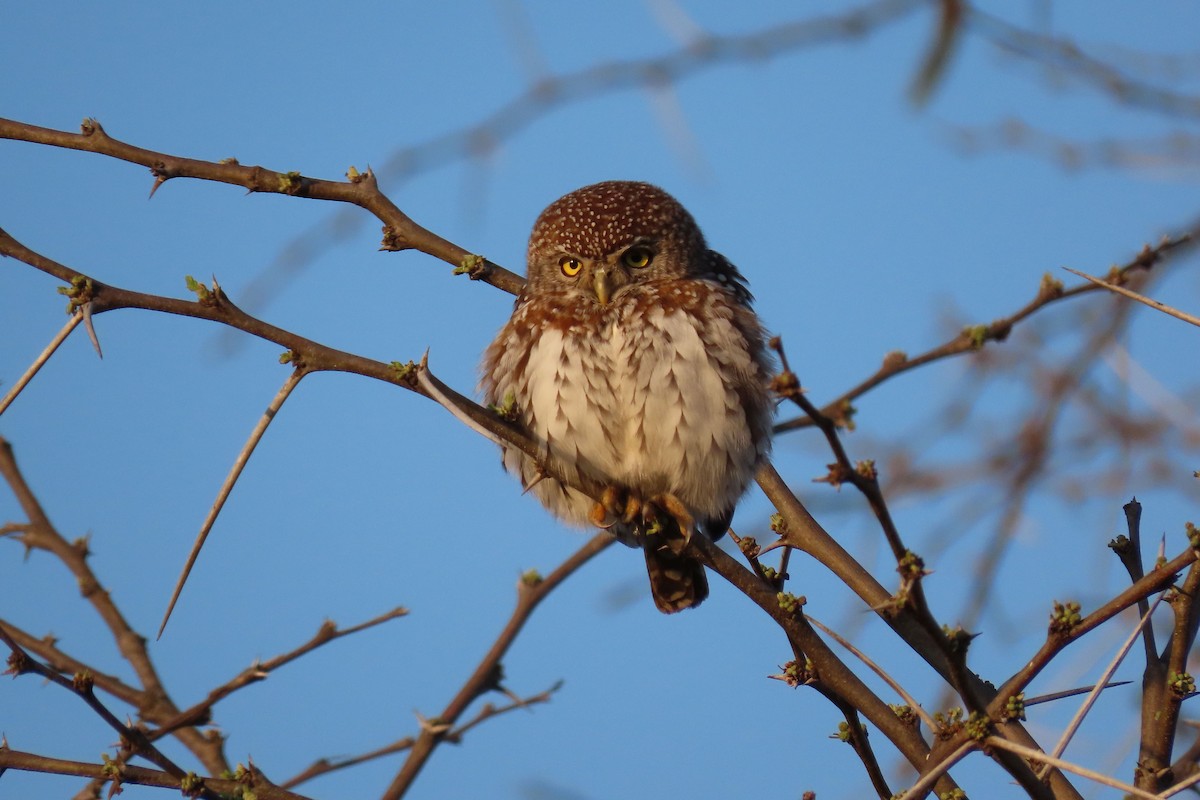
[524,181,708,305]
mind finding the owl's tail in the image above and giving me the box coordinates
[642,543,709,613]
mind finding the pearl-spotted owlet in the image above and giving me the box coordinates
[482,181,773,613]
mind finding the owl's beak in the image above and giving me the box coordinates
[592,267,613,306]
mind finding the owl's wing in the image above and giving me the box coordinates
[701,249,755,306]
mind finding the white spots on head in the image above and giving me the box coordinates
[527,181,704,261]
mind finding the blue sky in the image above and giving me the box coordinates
[3,3,1200,799]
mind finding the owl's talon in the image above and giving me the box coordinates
[597,485,645,527]
[589,501,615,529]
[600,485,624,516]
[622,494,643,525]
[652,493,695,544]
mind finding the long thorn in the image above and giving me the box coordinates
[416,350,511,450]
[1025,680,1132,707]
[0,312,83,417]
[1037,593,1165,779]
[1064,266,1200,329]
[987,736,1160,800]
[157,369,305,638]
[902,741,974,799]
[808,614,938,731]
[81,302,103,358]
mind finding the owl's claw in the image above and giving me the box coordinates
[589,499,614,529]
[590,485,645,529]
[592,488,695,552]
[648,493,695,547]
[622,495,643,526]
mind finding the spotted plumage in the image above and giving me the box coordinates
[482,181,773,613]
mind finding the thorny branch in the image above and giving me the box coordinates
[5,164,1196,797]
[281,682,561,789]
[0,750,314,800]
[775,232,1197,434]
[382,533,613,800]
[0,436,227,776]
[3,39,1200,789]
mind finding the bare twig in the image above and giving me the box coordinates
[382,533,613,799]
[0,618,142,707]
[0,118,524,295]
[691,537,964,798]
[0,627,191,785]
[152,608,409,739]
[282,681,560,789]
[994,542,1199,706]
[0,749,312,800]
[774,230,1196,433]
[1138,559,1200,791]
[0,436,228,774]
[968,7,1200,119]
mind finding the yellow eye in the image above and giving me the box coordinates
[622,247,653,269]
[559,256,583,277]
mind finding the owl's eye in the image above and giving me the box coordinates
[559,256,583,277]
[621,247,654,269]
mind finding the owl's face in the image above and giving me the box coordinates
[524,181,707,305]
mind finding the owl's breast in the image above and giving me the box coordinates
[513,307,626,481]
[483,282,770,524]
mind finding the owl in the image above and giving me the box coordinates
[481,181,774,613]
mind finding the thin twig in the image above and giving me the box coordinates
[690,537,964,798]
[152,607,409,739]
[774,230,1196,433]
[0,119,525,295]
[282,681,561,789]
[0,618,143,707]
[382,533,614,800]
[0,749,312,800]
[0,311,81,417]
[1114,499,1157,661]
[0,627,192,785]
[158,368,307,638]
[0,438,229,774]
[757,464,1072,799]
[995,543,1198,703]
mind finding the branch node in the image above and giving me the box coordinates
[768,657,813,688]
[453,253,490,280]
[380,224,410,252]
[1048,600,1083,637]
